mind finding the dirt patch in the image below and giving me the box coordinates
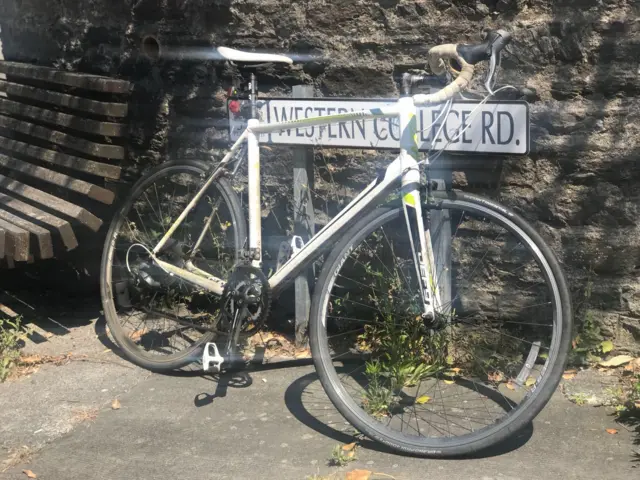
[243,331,312,362]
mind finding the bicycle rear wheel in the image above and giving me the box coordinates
[100,160,246,371]
[310,190,572,457]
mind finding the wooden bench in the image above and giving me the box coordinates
[0,61,131,265]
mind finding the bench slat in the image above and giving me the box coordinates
[0,153,115,204]
[0,191,77,251]
[0,217,30,261]
[0,136,121,179]
[0,114,124,159]
[0,80,128,117]
[0,173,102,231]
[0,228,4,259]
[0,62,131,94]
[0,202,53,258]
[0,98,126,137]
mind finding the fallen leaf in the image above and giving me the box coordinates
[111,399,121,410]
[341,442,357,459]
[506,381,516,390]
[562,369,577,380]
[346,469,372,480]
[623,358,640,372]
[451,367,462,373]
[606,428,618,435]
[525,377,536,387]
[129,329,147,342]
[342,442,356,452]
[19,355,42,365]
[599,355,634,368]
[635,401,640,409]
[600,340,614,354]
[415,395,431,405]
[443,379,455,385]
[488,371,504,383]
[23,470,37,478]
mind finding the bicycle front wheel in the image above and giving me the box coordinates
[100,160,246,371]
[310,190,572,457]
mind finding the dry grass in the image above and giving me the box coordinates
[1,445,36,472]
[5,353,80,382]
[71,407,99,424]
[5,365,40,382]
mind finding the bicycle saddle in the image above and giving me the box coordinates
[215,47,293,65]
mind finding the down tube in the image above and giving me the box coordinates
[268,172,400,296]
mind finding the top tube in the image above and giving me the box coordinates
[248,103,402,135]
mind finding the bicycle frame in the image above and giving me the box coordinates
[151,95,441,317]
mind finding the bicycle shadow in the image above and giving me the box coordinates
[193,370,254,407]
[93,327,535,460]
[190,359,314,407]
[283,369,534,459]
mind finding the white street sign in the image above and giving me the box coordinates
[229,98,529,154]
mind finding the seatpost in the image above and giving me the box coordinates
[246,71,262,266]
[250,72,258,119]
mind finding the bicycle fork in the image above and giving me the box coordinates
[397,97,440,320]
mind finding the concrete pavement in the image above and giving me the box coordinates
[1,360,636,480]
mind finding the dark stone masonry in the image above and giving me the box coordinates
[0,0,638,353]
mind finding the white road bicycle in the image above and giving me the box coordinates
[101,30,572,457]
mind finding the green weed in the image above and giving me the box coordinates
[0,317,28,382]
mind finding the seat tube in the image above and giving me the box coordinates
[398,96,436,319]
[247,118,262,267]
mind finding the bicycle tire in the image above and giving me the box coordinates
[309,190,572,457]
[100,160,246,372]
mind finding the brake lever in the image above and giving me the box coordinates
[484,51,499,95]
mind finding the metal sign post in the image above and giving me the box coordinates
[291,85,315,348]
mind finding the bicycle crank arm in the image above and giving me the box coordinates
[225,304,248,357]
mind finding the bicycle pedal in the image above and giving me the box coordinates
[202,342,224,373]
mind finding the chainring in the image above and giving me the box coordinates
[218,264,271,335]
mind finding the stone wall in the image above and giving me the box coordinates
[0,0,638,353]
